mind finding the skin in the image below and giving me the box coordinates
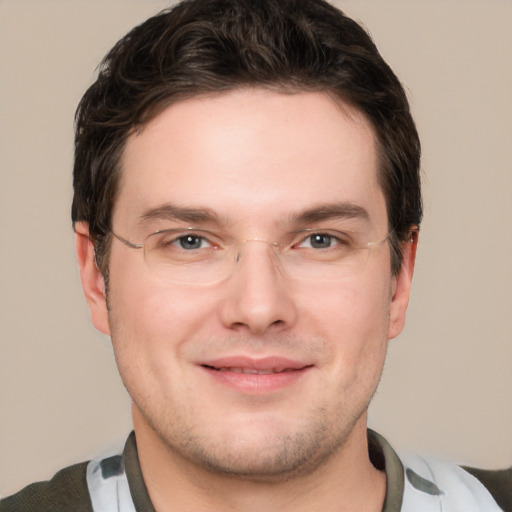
[76,88,416,512]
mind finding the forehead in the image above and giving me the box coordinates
[115,89,385,231]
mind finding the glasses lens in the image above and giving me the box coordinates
[144,229,230,283]
[142,228,389,284]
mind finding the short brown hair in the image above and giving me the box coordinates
[72,0,422,276]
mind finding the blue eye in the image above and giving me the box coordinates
[308,233,333,249]
[176,234,208,250]
[299,233,343,249]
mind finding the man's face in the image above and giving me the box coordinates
[81,89,414,479]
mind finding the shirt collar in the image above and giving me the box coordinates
[122,429,405,512]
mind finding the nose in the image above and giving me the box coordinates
[218,240,298,335]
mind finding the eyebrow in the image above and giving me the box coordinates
[288,202,371,225]
[138,203,220,225]
[137,201,370,228]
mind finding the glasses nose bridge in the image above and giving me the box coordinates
[233,237,282,267]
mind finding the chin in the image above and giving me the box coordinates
[151,407,363,482]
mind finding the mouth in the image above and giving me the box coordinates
[198,356,313,394]
[200,355,311,372]
[203,365,302,375]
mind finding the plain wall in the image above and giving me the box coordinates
[1,0,511,498]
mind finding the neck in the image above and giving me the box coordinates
[132,408,386,512]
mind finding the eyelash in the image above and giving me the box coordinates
[155,230,352,251]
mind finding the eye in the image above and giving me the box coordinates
[298,232,344,249]
[149,229,218,252]
[309,233,333,249]
[146,229,222,264]
[174,234,210,250]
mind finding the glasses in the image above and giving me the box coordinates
[111,226,393,284]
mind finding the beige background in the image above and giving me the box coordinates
[1,0,511,498]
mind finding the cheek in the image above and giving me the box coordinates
[110,280,212,353]
[106,277,216,411]
[300,276,391,381]
[306,276,391,337]
[105,254,213,372]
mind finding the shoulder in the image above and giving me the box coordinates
[402,453,512,512]
[464,466,512,512]
[0,461,93,512]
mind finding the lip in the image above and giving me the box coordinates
[198,356,313,394]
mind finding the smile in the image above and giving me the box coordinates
[198,357,313,394]
[203,365,299,374]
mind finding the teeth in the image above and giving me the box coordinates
[216,367,292,374]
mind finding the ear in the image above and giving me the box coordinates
[388,229,418,340]
[75,222,110,335]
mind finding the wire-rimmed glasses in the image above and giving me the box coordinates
[111,226,393,284]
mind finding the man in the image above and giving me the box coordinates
[1,0,510,511]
